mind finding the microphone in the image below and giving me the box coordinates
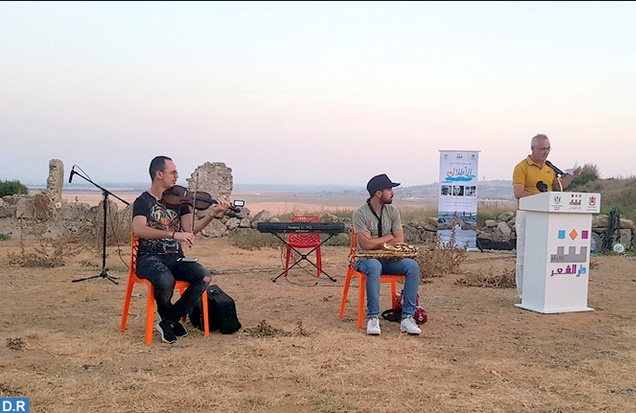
[536,181,548,192]
[68,167,76,184]
[545,160,565,177]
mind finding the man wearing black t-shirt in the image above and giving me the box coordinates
[132,156,230,344]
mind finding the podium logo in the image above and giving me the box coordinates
[589,195,597,207]
[569,193,582,206]
[550,264,586,277]
[550,246,588,263]
[553,195,561,204]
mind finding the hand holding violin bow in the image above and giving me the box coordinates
[172,229,197,248]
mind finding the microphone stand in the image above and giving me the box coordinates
[546,161,565,191]
[70,170,129,285]
[556,176,563,192]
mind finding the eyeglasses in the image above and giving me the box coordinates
[536,147,552,152]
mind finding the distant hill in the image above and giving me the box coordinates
[398,180,514,201]
[234,181,515,201]
[29,180,516,201]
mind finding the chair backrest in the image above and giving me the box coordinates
[130,232,139,276]
[348,229,360,265]
[288,215,321,248]
[349,228,357,254]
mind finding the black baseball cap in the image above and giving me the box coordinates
[366,174,400,195]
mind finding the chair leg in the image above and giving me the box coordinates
[202,289,209,337]
[358,276,366,330]
[145,286,155,345]
[177,285,187,323]
[120,275,135,331]
[338,270,354,319]
[284,245,292,278]
[316,246,322,278]
[391,281,398,310]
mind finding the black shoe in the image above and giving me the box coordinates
[173,321,188,338]
[156,320,177,344]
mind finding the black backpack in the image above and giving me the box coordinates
[189,284,242,334]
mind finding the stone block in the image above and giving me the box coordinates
[484,219,497,228]
[497,222,512,236]
[620,218,634,230]
[225,217,240,230]
[15,197,35,219]
[497,211,515,222]
[201,219,228,238]
[0,205,16,218]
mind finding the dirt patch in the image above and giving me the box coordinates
[0,237,634,412]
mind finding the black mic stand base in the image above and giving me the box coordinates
[68,182,127,286]
[72,267,119,285]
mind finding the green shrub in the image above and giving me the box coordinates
[569,163,600,189]
[415,231,468,279]
[0,180,28,197]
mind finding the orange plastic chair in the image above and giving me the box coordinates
[283,215,323,278]
[338,229,405,329]
[120,232,209,344]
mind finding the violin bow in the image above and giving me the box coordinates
[191,173,198,234]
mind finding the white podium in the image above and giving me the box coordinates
[516,191,601,314]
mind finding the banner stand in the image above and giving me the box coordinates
[437,150,480,250]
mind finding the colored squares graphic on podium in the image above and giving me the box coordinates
[557,229,588,240]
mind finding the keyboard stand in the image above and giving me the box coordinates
[269,233,338,283]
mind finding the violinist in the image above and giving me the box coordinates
[132,155,231,344]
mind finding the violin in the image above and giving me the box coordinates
[162,185,244,213]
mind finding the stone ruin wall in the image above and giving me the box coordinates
[46,159,65,205]
[0,160,248,240]
[186,162,233,202]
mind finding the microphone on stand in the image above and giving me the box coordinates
[536,181,548,192]
[545,160,565,177]
[68,166,76,183]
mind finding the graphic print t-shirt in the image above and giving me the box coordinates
[132,191,190,256]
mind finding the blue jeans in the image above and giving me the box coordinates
[136,253,211,323]
[353,258,421,319]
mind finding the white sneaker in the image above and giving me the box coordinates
[367,317,381,335]
[400,316,422,335]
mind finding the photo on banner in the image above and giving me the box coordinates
[438,150,480,250]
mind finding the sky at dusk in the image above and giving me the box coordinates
[1,1,635,188]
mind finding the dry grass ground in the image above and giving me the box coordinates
[1,236,635,413]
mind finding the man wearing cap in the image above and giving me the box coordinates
[351,174,422,335]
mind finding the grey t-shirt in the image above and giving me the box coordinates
[352,202,402,250]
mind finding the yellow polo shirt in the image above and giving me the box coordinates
[512,156,557,196]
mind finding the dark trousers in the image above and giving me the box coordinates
[136,254,210,323]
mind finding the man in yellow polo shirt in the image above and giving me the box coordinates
[512,134,581,298]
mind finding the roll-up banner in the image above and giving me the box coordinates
[438,150,480,250]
